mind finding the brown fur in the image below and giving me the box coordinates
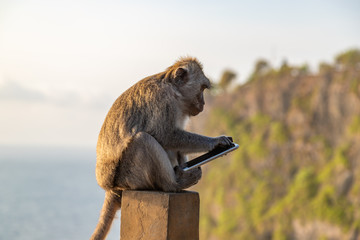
[91,57,233,240]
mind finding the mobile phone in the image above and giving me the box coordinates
[181,137,239,171]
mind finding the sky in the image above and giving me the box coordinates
[0,0,359,147]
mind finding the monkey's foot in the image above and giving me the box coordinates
[174,166,202,190]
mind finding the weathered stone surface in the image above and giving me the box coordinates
[120,190,199,240]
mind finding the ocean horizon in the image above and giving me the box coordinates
[0,145,120,240]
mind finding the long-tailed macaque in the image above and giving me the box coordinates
[91,57,233,240]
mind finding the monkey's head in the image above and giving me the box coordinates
[167,57,211,116]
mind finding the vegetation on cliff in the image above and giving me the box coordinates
[193,49,360,240]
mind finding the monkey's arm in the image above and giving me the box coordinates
[162,129,232,154]
[177,152,188,165]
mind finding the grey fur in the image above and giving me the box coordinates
[90,57,233,240]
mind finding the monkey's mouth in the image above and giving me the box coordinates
[189,104,204,116]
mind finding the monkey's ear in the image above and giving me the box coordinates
[174,67,188,86]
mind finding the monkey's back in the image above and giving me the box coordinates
[95,74,181,189]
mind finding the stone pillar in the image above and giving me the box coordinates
[120,190,199,240]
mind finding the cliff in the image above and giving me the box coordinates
[192,49,360,240]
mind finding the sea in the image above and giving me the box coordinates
[0,145,120,240]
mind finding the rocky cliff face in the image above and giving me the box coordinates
[191,49,360,240]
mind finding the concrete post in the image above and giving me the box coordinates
[120,190,199,240]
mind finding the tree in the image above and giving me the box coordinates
[335,49,360,68]
[247,59,271,82]
[254,59,270,75]
[219,70,236,91]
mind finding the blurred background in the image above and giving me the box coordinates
[0,0,359,239]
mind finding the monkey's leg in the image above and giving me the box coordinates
[116,132,201,192]
[174,166,202,189]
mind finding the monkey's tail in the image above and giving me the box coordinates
[90,190,122,240]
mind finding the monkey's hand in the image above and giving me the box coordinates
[213,135,233,149]
[174,166,202,191]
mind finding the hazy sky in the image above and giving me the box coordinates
[0,0,359,147]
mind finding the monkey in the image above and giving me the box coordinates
[90,57,233,240]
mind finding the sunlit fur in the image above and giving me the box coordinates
[91,57,232,240]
